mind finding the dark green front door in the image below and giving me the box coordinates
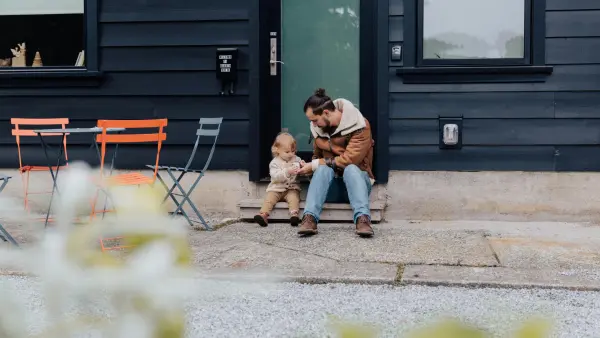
[280,0,361,151]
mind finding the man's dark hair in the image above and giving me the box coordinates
[303,88,336,115]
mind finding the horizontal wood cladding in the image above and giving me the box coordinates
[102,46,250,72]
[555,146,600,171]
[0,144,248,170]
[555,92,600,118]
[389,0,404,16]
[390,119,600,146]
[0,96,249,120]
[101,21,249,47]
[390,146,556,171]
[546,38,600,65]
[392,145,600,172]
[100,9,248,23]
[390,92,555,119]
[389,65,600,92]
[0,72,249,96]
[547,10,600,38]
[0,119,248,146]
[101,0,249,11]
[546,0,600,11]
[389,16,403,42]
[391,92,600,119]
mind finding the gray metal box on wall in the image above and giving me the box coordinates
[439,116,463,150]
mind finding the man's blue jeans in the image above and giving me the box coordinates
[303,164,372,223]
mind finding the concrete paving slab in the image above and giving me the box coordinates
[402,265,600,291]
[5,218,600,290]
[488,236,600,270]
[194,240,398,285]
[390,220,600,242]
[215,223,499,267]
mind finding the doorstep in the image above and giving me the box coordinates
[238,199,386,222]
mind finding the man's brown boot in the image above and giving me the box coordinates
[297,214,318,236]
[254,213,269,227]
[355,215,374,237]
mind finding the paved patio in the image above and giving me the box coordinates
[188,220,600,290]
[3,218,600,290]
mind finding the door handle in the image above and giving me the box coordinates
[270,37,283,75]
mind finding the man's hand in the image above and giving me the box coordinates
[295,161,313,176]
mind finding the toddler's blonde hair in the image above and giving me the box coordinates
[271,132,297,158]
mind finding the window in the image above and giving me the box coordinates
[0,0,85,68]
[398,0,552,84]
[420,0,528,65]
[0,0,100,86]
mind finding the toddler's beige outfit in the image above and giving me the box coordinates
[260,156,301,214]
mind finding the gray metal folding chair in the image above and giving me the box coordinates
[0,175,19,247]
[147,118,222,230]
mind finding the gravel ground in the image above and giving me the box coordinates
[2,276,600,337]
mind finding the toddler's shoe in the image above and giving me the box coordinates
[290,210,300,227]
[254,213,269,227]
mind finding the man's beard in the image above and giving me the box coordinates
[321,117,335,135]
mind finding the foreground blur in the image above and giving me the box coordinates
[0,162,558,337]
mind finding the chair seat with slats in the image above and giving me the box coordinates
[145,165,204,174]
[107,172,154,186]
[19,165,67,173]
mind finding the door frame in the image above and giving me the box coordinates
[249,0,389,183]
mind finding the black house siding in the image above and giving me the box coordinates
[5,0,600,175]
[0,0,250,170]
[389,0,600,171]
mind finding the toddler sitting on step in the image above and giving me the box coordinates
[254,132,303,227]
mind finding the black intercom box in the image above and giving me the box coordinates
[216,48,238,81]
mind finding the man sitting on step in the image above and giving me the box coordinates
[293,88,375,238]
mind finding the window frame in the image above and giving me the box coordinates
[416,0,532,67]
[0,0,102,86]
[398,0,552,84]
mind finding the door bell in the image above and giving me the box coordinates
[216,48,239,95]
[391,45,402,61]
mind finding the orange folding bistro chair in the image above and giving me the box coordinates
[92,119,167,251]
[11,118,69,217]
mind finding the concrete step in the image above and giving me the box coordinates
[253,182,385,203]
[238,199,386,222]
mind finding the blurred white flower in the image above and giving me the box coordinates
[0,280,28,338]
[0,161,195,337]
